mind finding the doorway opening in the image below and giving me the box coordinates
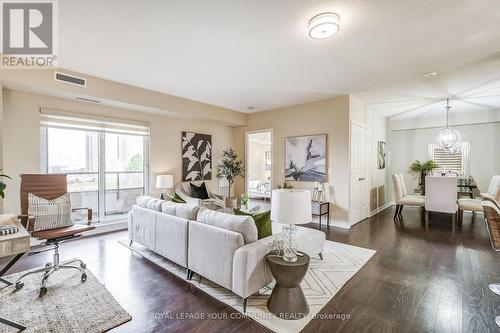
[245,130,273,208]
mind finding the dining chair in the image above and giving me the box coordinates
[391,173,425,220]
[425,176,458,232]
[481,198,500,328]
[458,175,500,224]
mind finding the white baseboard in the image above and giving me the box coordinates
[370,201,395,217]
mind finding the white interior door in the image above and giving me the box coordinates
[350,122,370,224]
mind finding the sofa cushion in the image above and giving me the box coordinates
[161,201,200,220]
[190,182,209,200]
[233,209,272,239]
[136,196,164,211]
[196,207,258,244]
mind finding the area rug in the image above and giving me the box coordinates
[119,239,375,333]
[0,268,131,333]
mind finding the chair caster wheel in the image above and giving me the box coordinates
[15,282,24,290]
[45,262,51,268]
[81,273,87,282]
[80,263,86,269]
[39,287,47,297]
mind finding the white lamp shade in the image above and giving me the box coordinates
[271,189,312,225]
[156,175,173,189]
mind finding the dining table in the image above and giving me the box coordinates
[414,176,478,198]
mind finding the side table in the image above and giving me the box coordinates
[0,215,30,331]
[266,251,310,320]
[312,201,330,229]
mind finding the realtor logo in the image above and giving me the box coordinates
[1,1,57,68]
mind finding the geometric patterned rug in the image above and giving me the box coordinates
[0,268,131,333]
[119,239,375,333]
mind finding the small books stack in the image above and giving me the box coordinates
[0,225,19,235]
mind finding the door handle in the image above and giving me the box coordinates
[358,177,365,181]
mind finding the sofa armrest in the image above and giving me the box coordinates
[232,236,274,298]
[188,221,244,290]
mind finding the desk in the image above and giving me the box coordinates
[0,215,30,331]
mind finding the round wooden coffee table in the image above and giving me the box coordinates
[266,251,310,320]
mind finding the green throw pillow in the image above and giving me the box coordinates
[234,209,272,239]
[171,193,186,203]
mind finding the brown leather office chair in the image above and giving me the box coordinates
[482,197,500,328]
[15,174,95,296]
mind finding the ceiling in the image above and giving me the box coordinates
[57,0,500,117]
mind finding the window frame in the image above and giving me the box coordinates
[41,126,149,223]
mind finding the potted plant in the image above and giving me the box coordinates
[409,160,439,195]
[0,169,11,199]
[217,148,244,208]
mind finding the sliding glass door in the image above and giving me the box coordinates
[104,133,145,217]
[42,126,148,223]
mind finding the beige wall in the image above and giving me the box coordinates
[0,69,247,126]
[1,89,235,213]
[234,96,351,227]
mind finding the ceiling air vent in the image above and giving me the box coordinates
[75,97,102,104]
[54,72,87,87]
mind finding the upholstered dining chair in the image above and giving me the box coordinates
[459,175,500,224]
[392,173,425,220]
[15,174,95,297]
[425,176,458,232]
[481,198,500,327]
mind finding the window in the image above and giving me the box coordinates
[41,111,149,223]
[428,142,470,176]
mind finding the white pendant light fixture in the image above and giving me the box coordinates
[309,12,340,39]
[437,98,461,152]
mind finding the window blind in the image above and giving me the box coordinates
[40,108,150,136]
[432,148,462,173]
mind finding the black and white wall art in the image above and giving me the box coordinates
[377,141,386,169]
[285,134,327,182]
[181,131,212,181]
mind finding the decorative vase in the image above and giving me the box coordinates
[225,197,238,209]
[420,171,427,195]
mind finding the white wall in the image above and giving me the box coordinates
[388,111,500,199]
[350,96,389,212]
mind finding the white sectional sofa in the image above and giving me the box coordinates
[128,196,325,312]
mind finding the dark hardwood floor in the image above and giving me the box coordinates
[1,206,499,332]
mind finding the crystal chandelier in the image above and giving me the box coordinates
[437,98,461,152]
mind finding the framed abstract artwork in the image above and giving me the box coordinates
[181,131,212,181]
[285,134,327,182]
[377,141,386,169]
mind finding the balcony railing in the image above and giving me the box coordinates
[62,171,144,223]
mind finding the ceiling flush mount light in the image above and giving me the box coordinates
[309,12,340,39]
[437,98,461,152]
[422,71,438,79]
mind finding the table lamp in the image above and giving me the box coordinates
[156,175,173,199]
[271,189,312,262]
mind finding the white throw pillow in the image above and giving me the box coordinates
[196,207,258,244]
[28,193,74,231]
[136,195,164,212]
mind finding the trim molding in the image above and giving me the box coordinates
[370,201,395,217]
